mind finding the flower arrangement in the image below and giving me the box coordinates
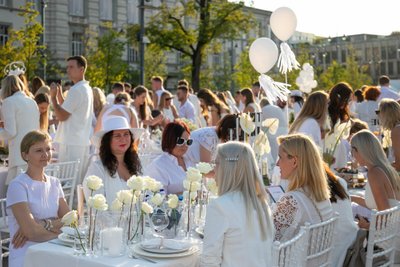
[61,210,85,253]
[323,120,351,166]
[166,194,181,235]
[175,118,198,132]
[239,113,256,136]
[87,194,108,250]
[182,167,202,235]
[262,118,279,135]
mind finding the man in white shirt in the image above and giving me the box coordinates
[177,85,196,122]
[377,75,399,102]
[151,76,168,108]
[105,82,124,106]
[50,56,94,183]
[178,79,203,126]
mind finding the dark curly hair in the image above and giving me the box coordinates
[328,82,353,128]
[99,131,142,177]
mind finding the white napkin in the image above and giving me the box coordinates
[141,238,191,250]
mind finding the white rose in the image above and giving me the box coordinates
[141,202,154,214]
[186,167,202,182]
[239,113,255,134]
[262,118,279,135]
[127,175,144,191]
[88,194,108,211]
[142,176,157,191]
[110,199,123,211]
[183,191,197,201]
[206,180,218,195]
[84,175,103,191]
[196,162,213,174]
[167,194,179,209]
[149,181,163,192]
[61,210,78,226]
[150,193,164,206]
[116,190,134,204]
[183,180,201,192]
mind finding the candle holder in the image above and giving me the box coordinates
[98,211,127,257]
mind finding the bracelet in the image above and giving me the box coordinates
[44,219,53,231]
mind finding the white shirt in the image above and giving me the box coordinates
[296,118,322,147]
[355,100,379,132]
[178,99,196,122]
[201,191,274,267]
[106,93,115,106]
[144,152,193,194]
[155,87,167,106]
[0,91,39,168]
[6,173,64,267]
[162,108,175,122]
[378,86,399,102]
[84,159,130,205]
[184,127,218,166]
[55,80,93,146]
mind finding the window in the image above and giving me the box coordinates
[71,33,83,56]
[127,0,138,24]
[127,47,138,63]
[100,0,113,21]
[213,54,221,65]
[0,25,9,46]
[69,0,84,16]
[0,0,6,7]
[388,61,394,75]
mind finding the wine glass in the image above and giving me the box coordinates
[150,209,170,249]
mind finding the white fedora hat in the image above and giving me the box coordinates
[91,116,144,147]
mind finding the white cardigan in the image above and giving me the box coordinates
[201,191,274,267]
[0,92,39,168]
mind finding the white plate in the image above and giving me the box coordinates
[58,233,75,245]
[195,227,204,239]
[140,242,190,254]
[132,244,199,259]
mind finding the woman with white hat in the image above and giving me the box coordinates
[84,116,143,204]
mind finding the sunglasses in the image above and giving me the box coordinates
[176,137,193,146]
[375,110,380,115]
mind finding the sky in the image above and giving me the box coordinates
[252,0,400,37]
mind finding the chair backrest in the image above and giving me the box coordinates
[0,198,7,231]
[365,205,400,267]
[272,226,308,267]
[45,160,80,209]
[305,214,339,267]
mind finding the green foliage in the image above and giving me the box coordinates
[146,0,253,90]
[144,44,167,88]
[0,2,44,80]
[85,24,127,92]
[233,47,259,89]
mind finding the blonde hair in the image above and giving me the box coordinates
[92,87,106,117]
[379,99,400,130]
[35,85,50,96]
[351,130,400,192]
[114,92,131,106]
[158,91,172,110]
[289,91,329,134]
[0,75,24,99]
[20,130,51,162]
[278,134,330,202]
[215,141,274,239]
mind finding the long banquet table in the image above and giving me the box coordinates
[24,241,200,267]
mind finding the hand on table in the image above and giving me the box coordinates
[12,229,28,248]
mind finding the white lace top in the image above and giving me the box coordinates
[273,189,333,242]
[184,127,218,165]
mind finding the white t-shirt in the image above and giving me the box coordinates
[179,99,196,123]
[378,86,399,102]
[55,80,93,146]
[6,173,64,267]
[355,100,379,132]
[296,118,322,147]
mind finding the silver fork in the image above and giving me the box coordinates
[130,253,158,264]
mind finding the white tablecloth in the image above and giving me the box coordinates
[24,241,200,267]
[0,167,7,198]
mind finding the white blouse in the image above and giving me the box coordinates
[201,191,274,267]
[184,127,218,166]
[295,118,322,147]
[144,152,193,194]
[355,100,379,132]
[84,159,130,205]
[273,189,333,242]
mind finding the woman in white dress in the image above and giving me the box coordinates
[158,91,179,127]
[201,141,274,267]
[355,86,380,132]
[132,86,163,129]
[377,99,400,171]
[184,114,237,165]
[0,75,40,183]
[273,134,333,242]
[6,131,69,267]
[240,88,261,113]
[144,121,193,194]
[289,91,329,148]
[85,116,142,204]
[350,130,400,228]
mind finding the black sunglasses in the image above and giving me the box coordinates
[375,110,380,115]
[176,137,193,146]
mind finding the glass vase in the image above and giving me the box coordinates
[98,211,127,257]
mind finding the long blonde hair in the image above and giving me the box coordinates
[379,99,400,130]
[0,75,24,99]
[278,134,330,202]
[215,141,274,239]
[289,91,329,134]
[92,87,106,118]
[351,130,400,193]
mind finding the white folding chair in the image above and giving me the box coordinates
[304,214,339,267]
[365,205,400,267]
[45,160,80,209]
[272,226,308,267]
[0,198,9,267]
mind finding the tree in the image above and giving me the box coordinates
[143,44,168,87]
[146,0,253,91]
[233,47,259,89]
[85,23,127,92]
[0,2,44,80]
[318,61,347,90]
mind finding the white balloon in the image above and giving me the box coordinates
[311,80,318,88]
[248,38,279,74]
[270,7,297,41]
[295,77,303,86]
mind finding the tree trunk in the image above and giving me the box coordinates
[191,48,202,92]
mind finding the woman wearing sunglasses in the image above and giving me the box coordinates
[144,121,193,194]
[158,91,179,127]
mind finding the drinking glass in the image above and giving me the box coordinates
[150,209,170,248]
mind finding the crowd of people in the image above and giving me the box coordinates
[1,55,400,267]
